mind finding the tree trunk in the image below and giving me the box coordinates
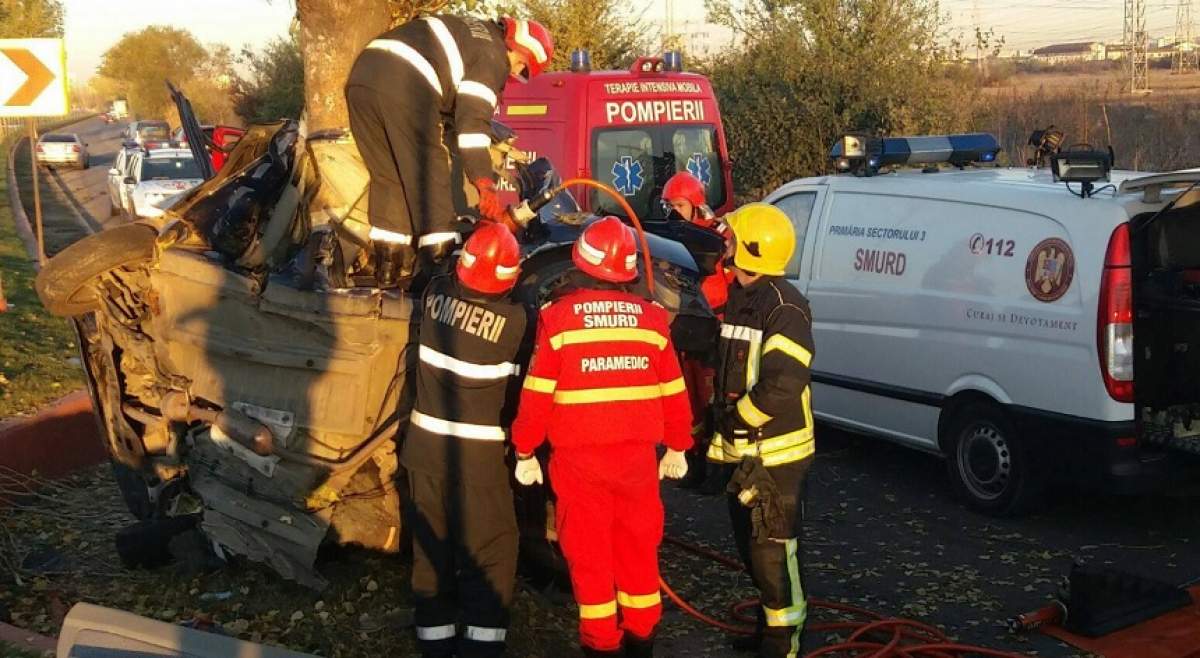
[296,0,393,132]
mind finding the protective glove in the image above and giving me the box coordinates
[474,178,507,223]
[514,455,544,486]
[658,449,689,480]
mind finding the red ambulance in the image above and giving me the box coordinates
[497,52,734,223]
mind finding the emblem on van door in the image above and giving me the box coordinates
[1025,238,1075,302]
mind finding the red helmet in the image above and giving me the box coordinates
[457,222,522,294]
[663,171,707,208]
[573,216,638,283]
[503,18,554,80]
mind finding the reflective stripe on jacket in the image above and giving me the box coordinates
[708,277,815,466]
[512,287,694,454]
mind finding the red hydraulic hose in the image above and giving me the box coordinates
[555,178,655,294]
[659,534,1029,658]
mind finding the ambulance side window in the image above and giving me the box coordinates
[774,192,816,279]
[592,129,654,218]
[667,126,725,212]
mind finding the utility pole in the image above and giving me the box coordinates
[665,0,675,51]
[1125,0,1150,93]
[1175,0,1195,74]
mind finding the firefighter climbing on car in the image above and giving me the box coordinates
[511,216,694,657]
[662,171,735,493]
[345,15,553,288]
[400,222,533,657]
[709,203,816,658]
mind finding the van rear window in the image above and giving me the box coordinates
[591,125,725,221]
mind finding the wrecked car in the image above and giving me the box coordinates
[34,91,721,588]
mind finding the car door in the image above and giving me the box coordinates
[107,150,125,205]
[121,153,140,211]
[767,184,827,295]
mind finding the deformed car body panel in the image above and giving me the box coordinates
[57,91,717,587]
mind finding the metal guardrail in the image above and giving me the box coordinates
[0,110,91,140]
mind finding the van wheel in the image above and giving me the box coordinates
[944,402,1043,516]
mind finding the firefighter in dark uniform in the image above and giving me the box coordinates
[345,16,553,287]
[707,204,815,658]
[400,222,532,657]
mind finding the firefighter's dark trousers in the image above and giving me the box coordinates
[345,79,458,252]
[406,470,518,657]
[727,458,811,658]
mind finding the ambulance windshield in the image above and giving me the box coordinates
[591,125,725,221]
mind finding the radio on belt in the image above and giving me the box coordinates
[830,133,1001,176]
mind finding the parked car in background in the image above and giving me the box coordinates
[35,133,89,170]
[172,124,246,172]
[124,120,171,148]
[122,148,204,218]
[107,145,142,216]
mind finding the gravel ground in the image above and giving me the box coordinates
[3,428,1197,657]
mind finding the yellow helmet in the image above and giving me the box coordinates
[724,203,795,276]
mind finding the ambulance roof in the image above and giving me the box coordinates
[779,166,1178,220]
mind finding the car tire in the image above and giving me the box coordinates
[111,461,155,520]
[944,401,1044,516]
[34,222,157,316]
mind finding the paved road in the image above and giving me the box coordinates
[14,115,129,255]
[660,430,1200,656]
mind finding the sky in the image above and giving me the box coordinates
[61,0,1188,85]
[63,0,296,85]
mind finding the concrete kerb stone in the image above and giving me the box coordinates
[0,619,56,655]
[7,132,40,266]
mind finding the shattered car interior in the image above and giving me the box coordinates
[34,87,721,588]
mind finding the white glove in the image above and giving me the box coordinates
[658,449,689,480]
[515,456,544,486]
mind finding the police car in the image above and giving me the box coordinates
[764,133,1200,514]
[122,148,205,219]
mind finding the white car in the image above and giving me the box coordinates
[122,149,204,218]
[763,133,1200,515]
[36,133,89,169]
[107,146,141,215]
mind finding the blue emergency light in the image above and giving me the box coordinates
[570,49,592,72]
[830,133,1001,175]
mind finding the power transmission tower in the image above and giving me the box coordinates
[1125,0,1150,93]
[1175,0,1196,73]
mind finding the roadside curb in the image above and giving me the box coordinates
[0,389,105,479]
[7,133,40,265]
[0,620,55,654]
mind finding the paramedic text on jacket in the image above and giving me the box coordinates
[511,217,693,657]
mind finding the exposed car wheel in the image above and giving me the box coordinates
[34,222,156,316]
[944,401,1044,516]
[111,461,155,520]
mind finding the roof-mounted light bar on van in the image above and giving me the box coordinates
[829,133,1001,176]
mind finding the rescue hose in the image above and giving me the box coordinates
[659,534,1029,658]
[553,178,655,293]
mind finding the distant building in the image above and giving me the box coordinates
[659,20,739,59]
[1031,42,1106,64]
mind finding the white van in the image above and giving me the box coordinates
[764,134,1200,515]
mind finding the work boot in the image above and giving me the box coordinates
[373,242,416,289]
[623,633,654,658]
[581,646,623,657]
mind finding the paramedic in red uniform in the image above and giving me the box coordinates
[401,223,531,657]
[345,16,553,287]
[511,217,693,657]
[662,171,734,489]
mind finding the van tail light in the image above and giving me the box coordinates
[1098,223,1134,403]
